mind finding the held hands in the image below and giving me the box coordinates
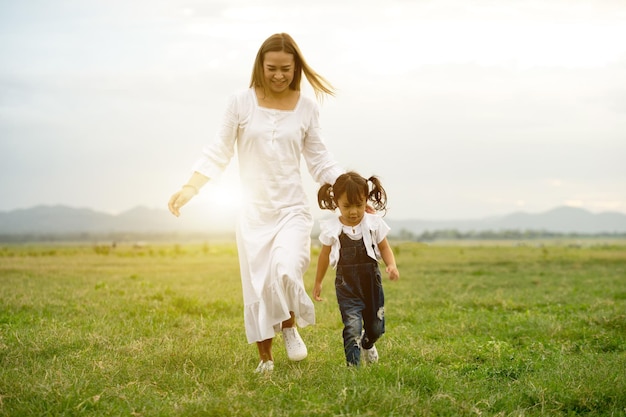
[168,185,197,217]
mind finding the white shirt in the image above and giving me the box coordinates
[318,212,391,269]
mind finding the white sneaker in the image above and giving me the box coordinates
[282,327,307,361]
[362,345,379,364]
[254,360,274,373]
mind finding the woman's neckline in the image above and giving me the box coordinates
[252,87,301,112]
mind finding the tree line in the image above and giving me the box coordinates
[393,229,626,242]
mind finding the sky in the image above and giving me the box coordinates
[1,0,625,221]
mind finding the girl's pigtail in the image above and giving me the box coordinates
[317,183,336,211]
[367,176,388,213]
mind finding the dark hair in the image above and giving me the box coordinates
[318,171,388,213]
[249,33,335,101]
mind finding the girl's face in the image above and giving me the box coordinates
[336,192,367,227]
[262,51,295,95]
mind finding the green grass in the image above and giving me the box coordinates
[1,241,625,416]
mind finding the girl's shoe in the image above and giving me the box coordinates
[282,327,308,361]
[255,360,274,373]
[362,345,379,364]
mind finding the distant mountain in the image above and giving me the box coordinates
[386,206,626,235]
[1,205,625,239]
[0,205,236,236]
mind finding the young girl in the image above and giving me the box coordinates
[313,172,399,367]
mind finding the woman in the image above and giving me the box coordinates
[168,33,344,373]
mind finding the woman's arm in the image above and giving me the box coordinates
[168,93,242,217]
[301,101,344,186]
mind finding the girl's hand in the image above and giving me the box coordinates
[386,265,399,281]
[313,283,324,301]
[168,187,197,217]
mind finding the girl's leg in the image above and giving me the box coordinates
[362,266,385,351]
[341,313,363,366]
[361,303,385,350]
[336,275,365,366]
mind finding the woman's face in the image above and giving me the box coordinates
[262,51,295,95]
[336,192,367,227]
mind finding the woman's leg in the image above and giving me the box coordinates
[281,311,308,361]
[282,311,295,328]
[271,216,316,329]
[256,338,273,362]
[254,338,274,373]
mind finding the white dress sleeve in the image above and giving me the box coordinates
[300,98,344,186]
[191,92,242,180]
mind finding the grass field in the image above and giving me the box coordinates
[1,241,625,416]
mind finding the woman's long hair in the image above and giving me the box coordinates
[250,33,335,101]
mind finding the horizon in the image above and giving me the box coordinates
[2,203,626,240]
[2,202,624,222]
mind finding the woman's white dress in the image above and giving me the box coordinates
[192,88,343,343]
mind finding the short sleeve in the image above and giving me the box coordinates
[318,217,342,268]
[372,215,391,243]
[318,218,339,246]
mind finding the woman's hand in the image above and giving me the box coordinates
[168,186,197,217]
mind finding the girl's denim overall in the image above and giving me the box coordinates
[335,232,385,366]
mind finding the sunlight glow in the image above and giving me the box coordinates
[209,181,243,211]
